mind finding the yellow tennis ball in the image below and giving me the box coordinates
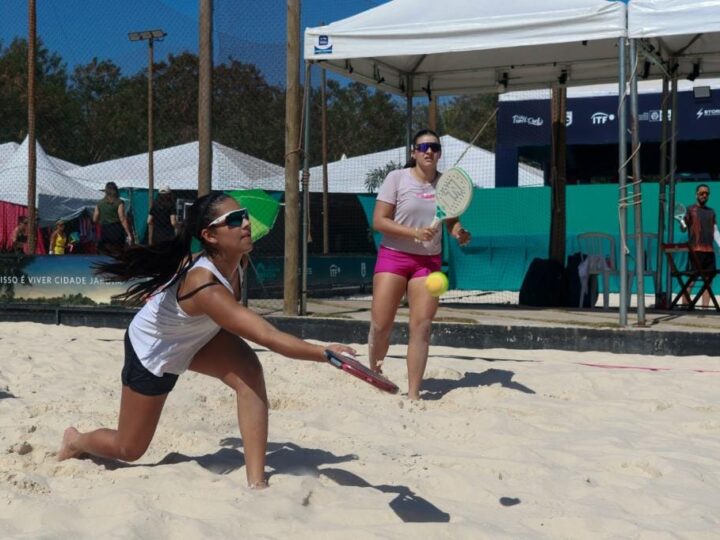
[425,271,449,297]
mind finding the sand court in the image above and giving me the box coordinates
[1,321,719,538]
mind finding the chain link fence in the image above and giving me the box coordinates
[8,1,682,311]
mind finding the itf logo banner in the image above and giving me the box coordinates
[499,90,719,146]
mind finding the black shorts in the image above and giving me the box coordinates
[122,331,178,396]
[687,251,716,273]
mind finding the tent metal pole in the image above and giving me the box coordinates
[629,39,646,325]
[656,76,670,307]
[405,74,413,162]
[665,71,679,301]
[618,36,628,327]
[300,62,312,316]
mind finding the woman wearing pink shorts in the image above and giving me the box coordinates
[369,129,470,399]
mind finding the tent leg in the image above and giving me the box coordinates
[618,36,628,327]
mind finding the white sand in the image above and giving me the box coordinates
[1,321,719,539]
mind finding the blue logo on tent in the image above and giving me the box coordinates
[314,35,333,55]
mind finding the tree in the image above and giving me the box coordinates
[441,94,498,150]
[0,38,83,162]
[320,80,405,164]
[213,59,286,165]
[365,160,401,193]
[70,58,146,162]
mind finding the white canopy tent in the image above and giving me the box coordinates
[303,0,720,323]
[0,137,98,225]
[259,135,544,193]
[628,0,720,80]
[67,141,284,192]
[305,0,627,95]
[0,141,77,171]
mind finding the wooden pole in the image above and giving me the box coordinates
[284,0,301,315]
[428,97,438,132]
[549,84,567,266]
[198,0,213,196]
[321,66,329,255]
[26,0,37,255]
[147,38,155,211]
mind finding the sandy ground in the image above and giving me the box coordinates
[1,322,719,539]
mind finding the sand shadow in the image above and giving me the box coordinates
[89,445,246,473]
[0,389,16,400]
[422,368,535,400]
[262,441,448,523]
[78,438,449,521]
[320,467,450,523]
[388,353,539,363]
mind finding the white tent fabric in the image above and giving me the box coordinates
[628,0,720,79]
[305,0,627,95]
[258,135,544,193]
[0,142,19,165]
[67,141,284,191]
[1,141,78,171]
[0,137,99,225]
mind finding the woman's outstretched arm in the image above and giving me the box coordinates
[186,282,355,362]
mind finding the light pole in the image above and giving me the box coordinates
[128,29,166,215]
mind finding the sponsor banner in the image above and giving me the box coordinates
[0,255,128,305]
[0,254,376,305]
[249,255,375,294]
[499,89,720,145]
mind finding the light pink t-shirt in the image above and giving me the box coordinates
[376,167,440,255]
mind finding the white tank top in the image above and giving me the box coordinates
[128,255,241,376]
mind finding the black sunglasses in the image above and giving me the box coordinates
[208,208,249,228]
[415,142,442,153]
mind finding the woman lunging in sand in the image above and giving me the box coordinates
[58,192,355,489]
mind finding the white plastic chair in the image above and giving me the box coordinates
[577,232,620,309]
[627,233,659,307]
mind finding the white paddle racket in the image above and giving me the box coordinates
[674,203,687,229]
[430,166,474,229]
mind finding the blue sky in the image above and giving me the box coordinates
[0,0,387,82]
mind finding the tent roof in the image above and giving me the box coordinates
[0,137,98,225]
[258,135,544,193]
[1,140,79,171]
[305,0,627,95]
[0,137,100,206]
[67,141,284,191]
[0,142,19,164]
[628,0,720,79]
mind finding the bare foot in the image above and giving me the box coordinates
[248,479,268,490]
[57,427,83,461]
[369,358,384,374]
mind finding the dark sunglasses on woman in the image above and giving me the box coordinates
[208,208,249,228]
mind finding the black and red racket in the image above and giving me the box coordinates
[324,350,399,394]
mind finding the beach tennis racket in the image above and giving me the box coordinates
[674,203,687,228]
[430,167,474,229]
[324,350,399,394]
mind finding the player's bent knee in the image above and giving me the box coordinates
[229,362,266,394]
[119,444,148,462]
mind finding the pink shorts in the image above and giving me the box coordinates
[374,245,442,280]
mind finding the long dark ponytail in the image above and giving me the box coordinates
[403,128,440,168]
[94,192,231,304]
